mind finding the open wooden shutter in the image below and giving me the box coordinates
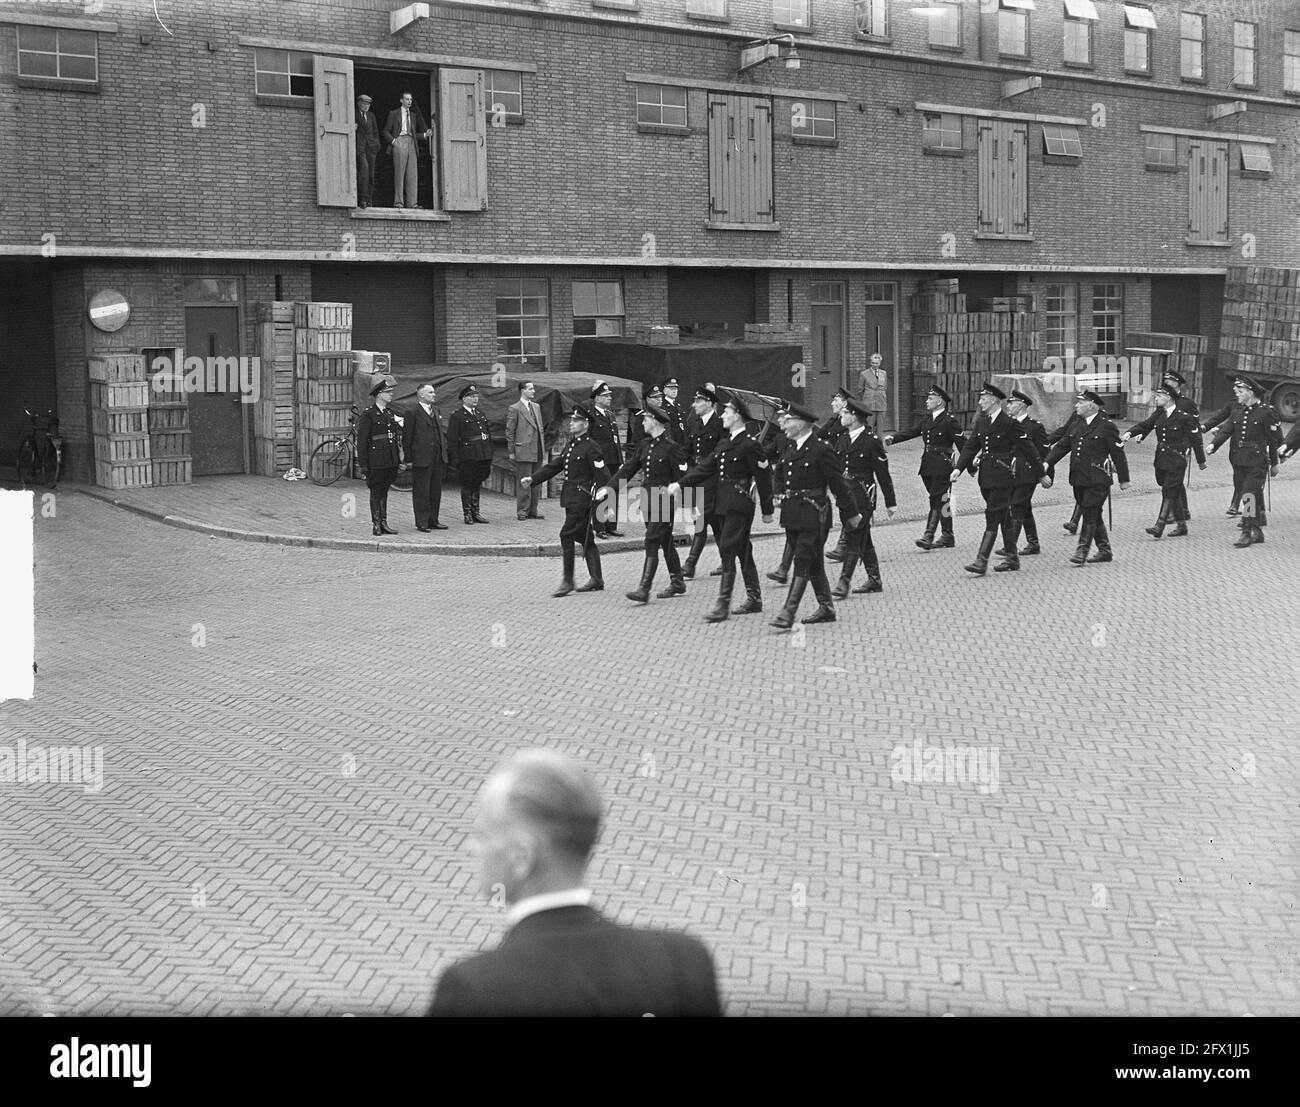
[707,94,773,224]
[707,95,731,222]
[749,98,774,222]
[313,56,355,207]
[1007,122,1029,235]
[978,120,1028,236]
[1188,140,1228,241]
[439,68,488,211]
[977,120,998,233]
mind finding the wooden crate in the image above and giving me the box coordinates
[88,354,146,382]
[295,302,352,329]
[254,437,297,475]
[299,402,354,431]
[91,380,151,409]
[95,459,152,489]
[258,321,296,359]
[149,430,192,457]
[296,378,354,406]
[255,301,296,324]
[92,408,148,436]
[147,404,190,431]
[151,456,192,486]
[295,328,352,354]
[296,352,354,380]
[93,433,151,462]
[255,399,295,441]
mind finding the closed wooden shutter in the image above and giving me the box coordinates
[313,56,356,207]
[708,94,774,224]
[439,68,488,211]
[978,120,1029,236]
[1188,139,1228,241]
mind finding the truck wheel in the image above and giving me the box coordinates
[1271,382,1300,422]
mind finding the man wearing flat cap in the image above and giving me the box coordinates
[1205,375,1281,547]
[951,383,1046,575]
[1042,390,1130,566]
[885,384,965,551]
[447,384,494,524]
[354,94,380,209]
[521,406,608,595]
[586,381,624,538]
[355,377,404,535]
[1121,382,1205,538]
[682,384,726,578]
[1000,389,1049,558]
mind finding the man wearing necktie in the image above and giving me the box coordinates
[382,91,433,209]
[506,380,547,520]
[355,94,380,208]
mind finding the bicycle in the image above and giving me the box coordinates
[17,408,63,489]
[308,406,358,485]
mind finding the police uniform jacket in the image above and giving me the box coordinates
[355,404,403,470]
[1199,402,1240,433]
[1209,403,1281,466]
[607,433,687,491]
[839,428,895,518]
[778,434,854,532]
[1011,416,1049,486]
[587,406,624,470]
[1173,394,1200,419]
[955,410,1044,490]
[447,405,493,466]
[528,434,609,507]
[889,410,965,477]
[1043,413,1130,487]
[686,411,725,513]
[1127,407,1206,470]
[663,401,687,443]
[680,430,774,518]
[816,416,847,453]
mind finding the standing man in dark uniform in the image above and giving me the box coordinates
[355,94,380,209]
[769,403,862,629]
[660,378,686,443]
[1160,370,1199,522]
[401,382,448,531]
[626,383,665,457]
[671,390,774,622]
[681,385,725,579]
[1042,390,1130,566]
[1121,381,1206,538]
[820,389,853,564]
[447,384,493,524]
[586,380,624,538]
[355,378,404,536]
[950,383,1045,576]
[1201,387,1252,519]
[831,397,896,598]
[766,409,798,586]
[884,384,964,551]
[999,389,1049,557]
[1205,375,1281,548]
[600,403,688,604]
[520,406,608,595]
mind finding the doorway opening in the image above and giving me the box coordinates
[354,66,438,210]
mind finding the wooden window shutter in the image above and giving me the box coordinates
[439,68,488,211]
[313,56,356,207]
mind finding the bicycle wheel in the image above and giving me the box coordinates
[45,443,62,489]
[391,467,413,492]
[17,439,38,488]
[309,439,352,485]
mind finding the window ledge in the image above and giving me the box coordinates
[792,135,838,147]
[1180,76,1208,85]
[1144,162,1179,173]
[488,114,526,127]
[1239,170,1272,180]
[16,75,100,94]
[1062,61,1095,71]
[773,23,812,36]
[1042,153,1082,166]
[975,233,1034,241]
[592,0,639,10]
[256,93,312,108]
[1232,83,1259,92]
[351,207,451,221]
[1124,68,1153,79]
[923,146,965,157]
[686,9,729,23]
[1184,238,1231,248]
[855,34,893,46]
[929,44,965,54]
[637,122,691,136]
[705,221,781,232]
[999,54,1031,64]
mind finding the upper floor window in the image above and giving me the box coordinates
[773,0,810,30]
[687,0,728,16]
[636,84,687,128]
[855,0,888,38]
[791,99,836,141]
[255,48,312,97]
[998,0,1031,60]
[928,2,963,50]
[484,70,524,124]
[1286,30,1300,95]
[1063,17,1092,66]
[1232,22,1257,88]
[1123,6,1154,74]
[1180,12,1205,81]
[1042,124,1082,158]
[16,25,98,83]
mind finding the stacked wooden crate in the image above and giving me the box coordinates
[293,303,354,469]
[89,355,152,489]
[1220,266,1300,384]
[145,350,192,486]
[253,302,297,474]
[1123,331,1208,418]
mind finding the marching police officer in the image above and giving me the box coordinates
[520,406,609,595]
[587,380,624,538]
[447,384,493,524]
[1121,381,1206,538]
[681,384,726,579]
[1205,375,1281,548]
[884,384,964,551]
[627,383,665,455]
[832,397,896,598]
[766,409,798,586]
[355,378,405,536]
[1000,389,1048,557]
[820,389,854,564]
[1042,390,1130,566]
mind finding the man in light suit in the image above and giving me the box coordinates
[505,380,546,521]
[381,91,433,209]
[428,750,723,1017]
[401,383,448,531]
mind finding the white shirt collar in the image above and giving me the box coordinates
[420,401,432,413]
[795,430,812,448]
[847,426,865,442]
[506,887,594,926]
[700,410,714,425]
[1084,412,1097,424]
[931,408,944,419]
[729,426,746,440]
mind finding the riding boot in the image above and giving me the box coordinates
[1063,502,1082,535]
[461,488,474,525]
[767,538,794,583]
[371,495,383,536]
[576,545,604,591]
[1253,523,1265,544]
[379,513,398,535]
[1234,523,1258,548]
[656,568,687,598]
[854,546,883,593]
[933,509,955,548]
[682,530,706,579]
[964,529,997,575]
[1087,520,1113,562]
[705,570,736,622]
[831,554,860,600]
[1146,499,1172,538]
[801,567,836,624]
[770,575,809,629]
[826,527,849,563]
[1069,521,1094,566]
[471,489,489,525]
[1019,510,1040,555]
[553,548,577,596]
[915,509,939,550]
[626,554,657,602]
[993,520,1022,572]
[733,550,763,614]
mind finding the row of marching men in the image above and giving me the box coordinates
[519,369,1295,629]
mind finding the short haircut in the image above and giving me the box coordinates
[518,381,533,393]
[420,382,436,392]
[497,750,602,864]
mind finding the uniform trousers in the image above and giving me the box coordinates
[922,473,954,534]
[366,466,398,523]
[1232,461,1269,526]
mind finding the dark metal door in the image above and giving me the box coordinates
[185,306,246,476]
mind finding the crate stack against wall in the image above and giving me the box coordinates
[89,355,152,489]
[294,303,354,470]
[1123,331,1207,418]
[146,349,192,485]
[909,280,1040,420]
[253,302,297,474]
[1220,266,1300,387]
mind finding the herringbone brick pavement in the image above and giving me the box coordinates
[1,454,1297,1016]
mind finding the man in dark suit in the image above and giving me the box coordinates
[355,94,380,208]
[1043,390,1131,566]
[401,383,448,531]
[427,750,722,1017]
[586,380,624,537]
[447,384,494,524]
[885,384,965,551]
[381,91,433,209]
[1000,389,1049,558]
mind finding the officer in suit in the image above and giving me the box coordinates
[672,390,774,622]
[885,384,965,551]
[1206,375,1281,548]
[681,384,726,578]
[521,406,608,595]
[1042,390,1131,566]
[401,382,448,531]
[428,750,721,1017]
[999,389,1049,557]
[661,377,687,443]
[447,384,493,525]
[505,380,547,521]
[600,402,688,604]
[951,383,1045,576]
[1121,381,1206,538]
[831,397,896,598]
[820,389,853,565]
[769,403,862,629]
[765,410,798,586]
[587,380,624,538]
[355,378,404,536]
[354,94,380,209]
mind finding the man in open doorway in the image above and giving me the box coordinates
[382,91,433,209]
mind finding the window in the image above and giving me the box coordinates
[1232,22,1257,88]
[791,99,836,141]
[1092,284,1123,355]
[1180,12,1205,81]
[183,278,241,304]
[1123,7,1154,74]
[1287,31,1300,95]
[1042,124,1082,158]
[636,84,687,128]
[687,0,728,16]
[572,282,626,337]
[922,112,962,151]
[1239,143,1273,176]
[928,2,962,49]
[483,70,523,124]
[998,1,1031,59]
[1063,17,1092,66]
[254,48,312,97]
[855,0,888,38]
[16,26,98,83]
[773,0,810,30]
[1044,284,1078,360]
[1143,131,1177,168]
[496,279,550,361]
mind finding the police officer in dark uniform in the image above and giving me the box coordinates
[1160,370,1199,522]
[1206,375,1281,548]
[627,383,665,456]
[681,384,726,579]
[951,383,1045,576]
[661,378,687,443]
[1046,405,1113,535]
[832,397,896,598]
[447,384,494,524]
[520,406,609,595]
[1000,389,1049,557]
[884,384,964,551]
[1121,381,1206,538]
[1042,390,1130,566]
[769,403,862,629]
[672,390,775,622]
[586,380,624,538]
[820,389,854,564]
[765,410,798,586]
[355,378,404,536]
[1201,385,1256,520]
[602,403,689,604]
